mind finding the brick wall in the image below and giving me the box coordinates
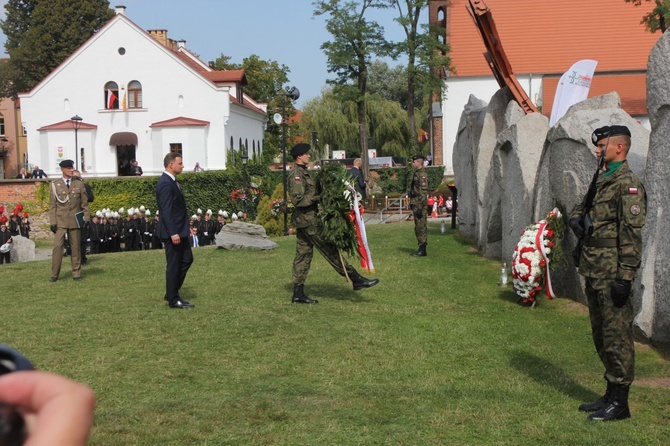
[0,180,43,205]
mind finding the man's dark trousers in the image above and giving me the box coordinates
[164,237,193,302]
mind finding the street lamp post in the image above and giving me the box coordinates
[281,86,300,236]
[70,115,83,171]
[241,151,249,220]
[311,130,318,161]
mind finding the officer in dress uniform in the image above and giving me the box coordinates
[0,223,12,264]
[569,125,646,422]
[140,211,152,250]
[289,143,379,304]
[199,210,216,246]
[123,211,136,251]
[88,214,102,255]
[8,214,20,236]
[48,159,90,281]
[152,212,162,249]
[409,154,429,256]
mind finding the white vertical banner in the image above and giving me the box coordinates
[549,59,598,127]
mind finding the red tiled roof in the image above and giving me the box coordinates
[448,0,659,77]
[202,70,247,85]
[542,73,648,117]
[150,116,210,127]
[37,120,98,131]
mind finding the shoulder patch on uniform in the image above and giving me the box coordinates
[294,177,301,181]
[630,204,641,216]
[628,187,638,194]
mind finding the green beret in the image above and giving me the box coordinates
[412,154,426,161]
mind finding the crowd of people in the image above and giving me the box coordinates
[75,207,232,255]
[0,204,32,264]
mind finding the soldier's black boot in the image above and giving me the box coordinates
[411,244,427,257]
[579,381,613,412]
[292,284,318,304]
[587,384,631,421]
[350,271,379,291]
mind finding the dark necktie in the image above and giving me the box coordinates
[66,179,70,188]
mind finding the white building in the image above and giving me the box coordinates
[19,5,267,177]
[429,0,658,175]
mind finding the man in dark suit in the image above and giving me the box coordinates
[30,165,48,179]
[347,158,367,200]
[156,152,194,309]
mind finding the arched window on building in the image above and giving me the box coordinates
[104,82,119,109]
[128,80,143,109]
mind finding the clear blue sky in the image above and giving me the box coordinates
[0,0,415,107]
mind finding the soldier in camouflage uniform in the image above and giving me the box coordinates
[409,154,429,256]
[289,143,379,304]
[569,125,646,422]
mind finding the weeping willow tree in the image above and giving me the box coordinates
[365,98,410,157]
[300,87,414,159]
[299,89,359,160]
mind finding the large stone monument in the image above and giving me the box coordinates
[8,235,36,263]
[635,29,670,345]
[215,221,278,251]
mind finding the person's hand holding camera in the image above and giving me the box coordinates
[0,371,96,446]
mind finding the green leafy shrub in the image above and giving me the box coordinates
[256,183,287,237]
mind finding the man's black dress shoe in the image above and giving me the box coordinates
[352,276,379,291]
[49,277,58,283]
[169,300,194,309]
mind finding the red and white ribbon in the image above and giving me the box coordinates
[535,220,555,299]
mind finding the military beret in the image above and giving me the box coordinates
[59,159,75,168]
[591,125,631,146]
[412,154,426,161]
[291,143,311,158]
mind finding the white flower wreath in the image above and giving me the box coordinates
[511,208,562,306]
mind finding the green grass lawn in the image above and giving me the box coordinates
[3,222,669,445]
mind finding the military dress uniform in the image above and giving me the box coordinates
[289,143,379,303]
[49,160,90,281]
[0,225,12,264]
[409,155,429,256]
[199,216,217,246]
[569,125,646,421]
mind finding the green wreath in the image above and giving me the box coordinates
[316,163,358,258]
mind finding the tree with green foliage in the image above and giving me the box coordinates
[367,60,409,105]
[389,0,451,156]
[299,88,359,160]
[300,84,412,160]
[314,0,393,177]
[625,0,670,32]
[0,0,114,98]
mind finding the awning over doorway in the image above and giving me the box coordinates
[109,132,138,146]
